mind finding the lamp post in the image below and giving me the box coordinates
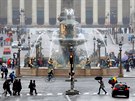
[28,33,30,57]
[115,25,118,44]
[19,9,25,36]
[118,41,123,77]
[17,41,21,76]
[105,12,109,34]
[66,45,79,95]
[132,36,135,52]
[93,37,96,55]
[104,35,107,46]
[97,42,101,64]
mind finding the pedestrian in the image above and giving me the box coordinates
[97,79,107,95]
[28,80,33,95]
[3,64,8,79]
[3,79,12,96]
[1,65,4,78]
[12,79,18,95]
[17,79,22,95]
[9,71,16,83]
[33,80,37,94]
[10,59,14,69]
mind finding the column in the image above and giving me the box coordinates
[81,0,86,25]
[44,0,49,25]
[7,0,12,25]
[93,0,98,25]
[56,0,61,24]
[20,0,25,25]
[32,0,37,25]
[117,0,123,25]
[130,0,135,23]
[105,0,110,25]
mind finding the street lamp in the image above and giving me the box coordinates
[104,35,107,56]
[132,36,135,52]
[19,9,25,35]
[104,35,107,46]
[93,37,96,55]
[28,33,31,57]
[97,41,101,64]
[115,25,118,44]
[105,12,110,34]
[17,41,21,76]
[118,41,123,77]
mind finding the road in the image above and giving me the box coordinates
[0,77,135,101]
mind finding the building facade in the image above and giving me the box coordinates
[0,0,134,26]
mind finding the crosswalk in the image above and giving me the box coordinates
[0,92,135,97]
[0,92,112,97]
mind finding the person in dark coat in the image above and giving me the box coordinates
[3,65,8,79]
[3,79,12,96]
[28,80,33,95]
[12,79,18,95]
[17,79,22,95]
[33,80,37,94]
[1,65,4,78]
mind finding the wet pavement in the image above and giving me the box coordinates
[0,73,135,101]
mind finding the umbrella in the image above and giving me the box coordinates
[95,76,102,80]
[5,38,11,42]
[108,77,117,84]
[122,54,128,61]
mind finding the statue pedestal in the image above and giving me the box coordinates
[66,89,79,95]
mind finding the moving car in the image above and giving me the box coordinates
[11,41,18,48]
[3,47,11,54]
[112,82,130,98]
[21,43,29,50]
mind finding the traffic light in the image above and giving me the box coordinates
[70,52,73,64]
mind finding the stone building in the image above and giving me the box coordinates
[0,0,134,26]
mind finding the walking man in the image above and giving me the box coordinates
[32,80,37,94]
[98,79,107,95]
[28,80,33,95]
[17,79,22,95]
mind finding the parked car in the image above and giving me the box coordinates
[112,82,130,98]
[21,43,29,50]
[3,47,11,54]
[11,41,18,48]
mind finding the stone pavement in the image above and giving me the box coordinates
[124,68,135,77]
